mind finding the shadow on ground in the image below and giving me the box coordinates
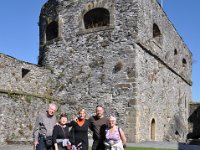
[178,142,200,150]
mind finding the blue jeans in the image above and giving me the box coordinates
[36,134,54,150]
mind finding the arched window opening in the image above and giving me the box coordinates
[153,23,161,38]
[46,21,58,41]
[84,8,110,29]
[151,118,156,141]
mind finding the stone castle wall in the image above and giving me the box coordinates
[137,0,192,83]
[0,93,49,143]
[38,0,140,141]
[0,53,58,143]
[0,54,53,98]
[133,0,192,142]
[135,45,191,142]
[36,0,192,142]
[0,0,192,143]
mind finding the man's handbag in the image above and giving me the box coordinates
[45,136,53,147]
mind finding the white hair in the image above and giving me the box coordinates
[109,115,117,122]
[49,103,57,111]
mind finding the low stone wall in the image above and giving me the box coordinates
[0,92,56,144]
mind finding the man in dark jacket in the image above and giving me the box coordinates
[89,105,108,150]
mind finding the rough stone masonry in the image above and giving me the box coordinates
[0,0,192,143]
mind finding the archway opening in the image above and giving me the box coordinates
[84,8,110,29]
[46,21,58,41]
[151,118,156,141]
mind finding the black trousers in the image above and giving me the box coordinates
[92,140,105,150]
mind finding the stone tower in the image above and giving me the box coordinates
[37,0,191,142]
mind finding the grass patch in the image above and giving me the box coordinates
[89,147,175,150]
[125,147,175,150]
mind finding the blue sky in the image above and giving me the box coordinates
[0,1,199,102]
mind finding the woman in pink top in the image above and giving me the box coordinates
[105,116,126,150]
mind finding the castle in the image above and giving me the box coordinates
[0,0,192,143]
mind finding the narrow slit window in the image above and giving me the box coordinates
[153,23,162,45]
[182,58,187,64]
[174,49,178,55]
[153,23,161,38]
[182,58,187,67]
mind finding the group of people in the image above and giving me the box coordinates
[33,103,126,150]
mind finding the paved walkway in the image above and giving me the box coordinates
[126,141,200,150]
[0,145,33,150]
[0,141,200,150]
